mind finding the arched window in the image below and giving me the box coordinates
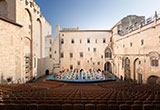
[105,48,112,58]
[0,0,8,18]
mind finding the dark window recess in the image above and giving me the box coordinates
[103,39,106,43]
[77,61,80,65]
[71,39,74,44]
[80,52,83,57]
[70,65,73,70]
[61,53,64,58]
[61,39,64,44]
[50,54,52,58]
[141,40,144,46]
[70,53,73,58]
[87,39,90,43]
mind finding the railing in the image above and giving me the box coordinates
[118,14,156,36]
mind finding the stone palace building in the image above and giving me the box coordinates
[0,0,160,84]
[51,14,160,84]
[0,0,52,83]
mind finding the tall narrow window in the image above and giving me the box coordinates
[71,39,74,44]
[93,48,96,52]
[80,39,82,43]
[87,39,90,43]
[49,48,52,52]
[50,54,52,58]
[141,39,144,46]
[70,53,73,58]
[103,38,106,43]
[61,53,64,58]
[61,38,64,44]
[88,47,90,51]
[77,61,80,66]
[50,39,52,44]
[95,39,97,43]
[105,48,112,58]
[80,52,83,57]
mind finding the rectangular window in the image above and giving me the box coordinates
[50,54,52,58]
[77,61,80,66]
[95,39,97,43]
[87,39,90,43]
[70,53,73,58]
[61,39,64,44]
[80,39,82,43]
[49,48,52,52]
[88,47,90,51]
[50,39,52,44]
[80,52,83,57]
[93,48,96,52]
[141,39,144,46]
[34,58,36,68]
[61,53,64,58]
[97,62,100,65]
[71,39,74,44]
[130,42,132,47]
[103,39,106,43]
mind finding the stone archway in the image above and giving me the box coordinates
[124,57,131,80]
[45,70,49,75]
[147,75,159,84]
[104,62,112,73]
[133,58,139,81]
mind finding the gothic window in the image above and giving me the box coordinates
[105,48,112,58]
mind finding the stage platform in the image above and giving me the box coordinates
[46,74,116,83]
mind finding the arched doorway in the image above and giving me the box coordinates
[124,57,131,80]
[104,62,112,73]
[147,75,159,84]
[45,70,49,75]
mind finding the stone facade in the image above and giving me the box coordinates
[0,0,52,83]
[52,12,160,84]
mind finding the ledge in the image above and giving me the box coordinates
[0,16,23,27]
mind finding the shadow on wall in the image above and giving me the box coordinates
[147,75,160,84]
[36,57,50,78]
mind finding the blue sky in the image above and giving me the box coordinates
[34,0,160,36]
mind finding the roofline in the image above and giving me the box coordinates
[60,30,112,32]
